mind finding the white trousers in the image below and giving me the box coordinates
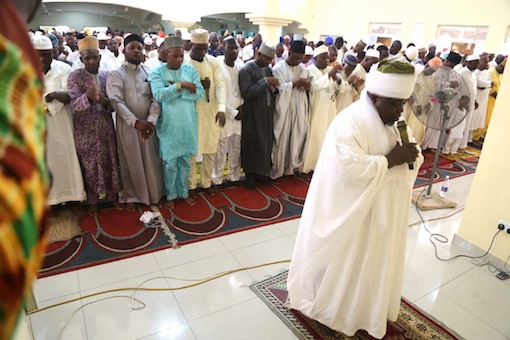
[212,134,242,185]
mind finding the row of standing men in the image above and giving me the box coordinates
[38,29,370,213]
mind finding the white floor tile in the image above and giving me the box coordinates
[230,236,294,282]
[28,293,87,340]
[401,270,436,302]
[33,271,80,304]
[275,218,301,235]
[77,253,161,291]
[405,233,473,288]
[415,291,508,340]
[437,266,510,335]
[81,273,186,340]
[189,298,298,340]
[219,224,285,251]
[137,323,196,340]
[163,253,254,321]
[153,238,229,270]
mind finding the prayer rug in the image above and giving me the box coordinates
[251,271,461,340]
[39,150,477,278]
[414,148,477,187]
[39,176,310,278]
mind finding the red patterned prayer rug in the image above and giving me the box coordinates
[39,176,310,278]
[250,271,461,340]
[40,150,477,278]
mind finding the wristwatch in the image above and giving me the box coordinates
[176,82,182,92]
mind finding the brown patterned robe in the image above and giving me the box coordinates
[68,68,120,204]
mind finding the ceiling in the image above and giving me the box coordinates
[37,2,157,23]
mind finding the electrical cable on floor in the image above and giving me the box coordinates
[414,186,503,262]
[27,260,291,339]
[27,259,291,315]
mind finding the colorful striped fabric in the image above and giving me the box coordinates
[0,32,49,339]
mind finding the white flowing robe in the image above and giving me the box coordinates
[302,64,339,173]
[458,67,477,148]
[471,68,491,130]
[335,72,358,113]
[287,90,423,339]
[44,60,84,205]
[421,67,459,150]
[271,61,310,178]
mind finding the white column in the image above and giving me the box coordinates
[245,14,293,45]
[167,21,195,35]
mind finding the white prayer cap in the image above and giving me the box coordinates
[97,32,109,41]
[144,36,153,46]
[181,32,191,41]
[32,35,53,50]
[365,48,380,59]
[259,42,275,57]
[366,59,416,99]
[191,29,209,44]
[305,45,314,56]
[156,37,165,47]
[405,46,418,60]
[313,45,328,58]
[245,37,253,44]
[466,54,480,62]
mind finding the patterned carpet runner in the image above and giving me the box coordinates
[250,271,461,339]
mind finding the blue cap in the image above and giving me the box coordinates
[325,36,334,45]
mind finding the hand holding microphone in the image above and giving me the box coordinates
[386,120,419,169]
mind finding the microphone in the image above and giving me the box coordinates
[397,120,414,170]
[204,77,210,102]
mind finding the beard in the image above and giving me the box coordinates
[128,57,141,65]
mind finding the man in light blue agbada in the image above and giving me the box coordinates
[148,36,204,208]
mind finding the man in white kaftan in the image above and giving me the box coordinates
[271,40,310,179]
[184,29,226,195]
[32,35,84,205]
[287,59,423,339]
[458,55,479,148]
[421,52,463,150]
[335,54,361,113]
[302,45,342,173]
[350,49,379,101]
[212,37,244,185]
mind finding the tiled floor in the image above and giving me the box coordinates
[27,174,510,339]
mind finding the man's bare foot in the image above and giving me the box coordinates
[125,203,136,211]
[165,199,175,209]
[206,187,218,196]
[188,189,196,199]
[111,201,123,210]
[87,204,98,215]
[184,197,196,206]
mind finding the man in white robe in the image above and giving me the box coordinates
[212,37,244,185]
[458,55,479,149]
[32,35,84,205]
[335,54,363,113]
[302,45,342,173]
[287,59,423,339]
[350,49,379,100]
[184,29,226,196]
[471,53,492,139]
[421,52,462,150]
[271,40,311,179]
